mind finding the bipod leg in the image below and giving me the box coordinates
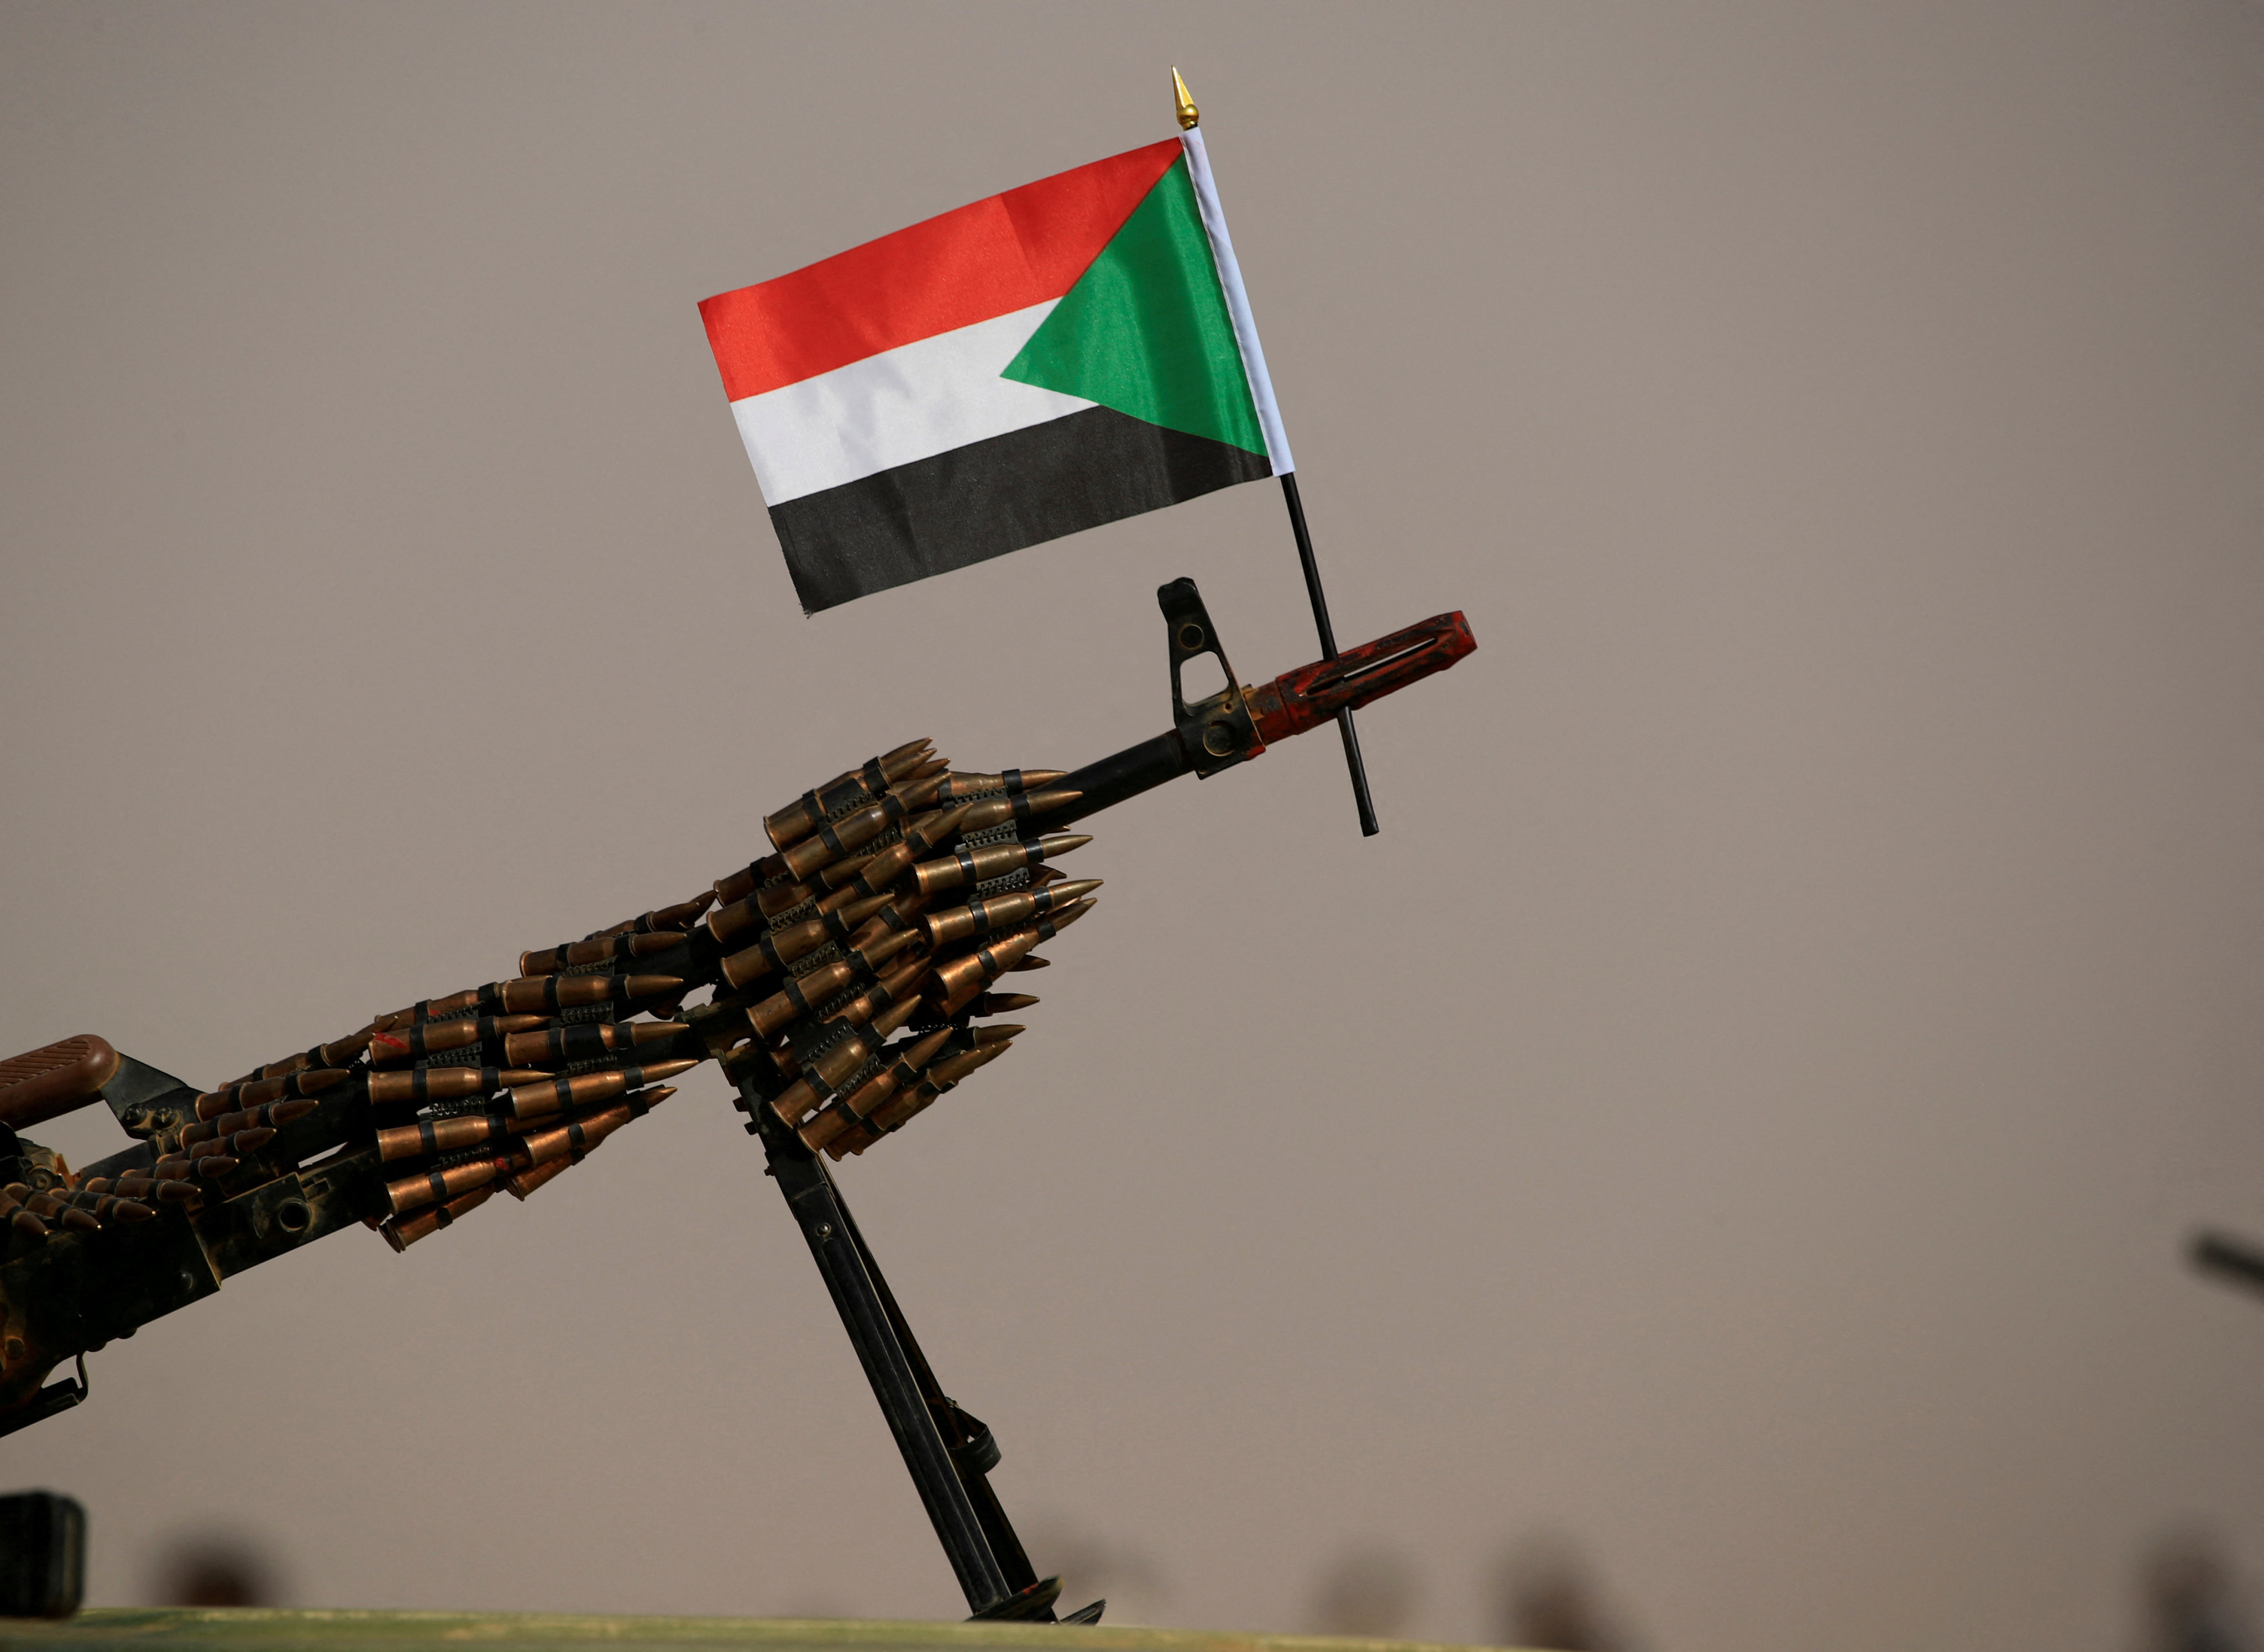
[825,1175,1074,1621]
[764,1137,1075,1620]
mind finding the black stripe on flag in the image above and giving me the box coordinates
[768,406,1274,614]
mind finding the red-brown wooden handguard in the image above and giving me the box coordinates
[1245,612,1477,745]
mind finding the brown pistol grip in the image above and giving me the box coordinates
[0,1036,120,1132]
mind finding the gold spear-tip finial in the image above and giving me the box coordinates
[1172,66,1199,130]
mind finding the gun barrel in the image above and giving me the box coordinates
[1246,611,1475,743]
[1056,610,1475,825]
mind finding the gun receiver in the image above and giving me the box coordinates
[0,579,1474,1619]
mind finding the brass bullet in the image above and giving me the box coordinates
[366,1015,548,1068]
[810,803,966,911]
[906,805,972,856]
[911,833,1091,897]
[840,1041,1013,1155]
[195,1068,350,1121]
[763,879,824,917]
[74,1189,154,1225]
[181,1097,317,1146]
[716,894,892,990]
[767,997,923,1126]
[924,878,1101,946]
[271,1097,322,1129]
[711,870,879,947]
[384,1148,528,1216]
[502,1056,699,1121]
[798,1027,955,1150]
[763,741,935,851]
[815,742,937,828]
[960,993,1039,1016]
[778,774,947,881]
[184,1126,274,1161]
[717,1032,785,1082]
[381,987,492,1026]
[500,1019,687,1070]
[592,894,715,940]
[931,769,1068,805]
[653,894,716,931]
[1038,896,1094,936]
[968,1024,1024,1046]
[894,1038,1009,1106]
[721,840,942,947]
[518,931,686,977]
[1008,955,1050,972]
[518,1083,669,1166]
[762,743,930,851]
[951,788,1082,836]
[813,858,893,909]
[57,1186,129,1225]
[825,952,934,1031]
[812,852,878,894]
[505,1084,675,1194]
[107,1175,157,1199]
[841,921,920,980]
[745,958,854,1040]
[937,901,1091,1013]
[324,1025,377,1063]
[496,973,682,1016]
[517,1104,630,1166]
[714,852,788,908]
[928,930,1041,1010]
[845,891,931,956]
[365,1067,552,1106]
[708,889,784,950]
[255,1021,375,1078]
[376,1111,510,1163]
[743,927,918,1037]
[386,1185,495,1250]
[504,1157,574,1199]
[193,1156,238,1179]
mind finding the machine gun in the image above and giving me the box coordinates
[0,579,1474,1620]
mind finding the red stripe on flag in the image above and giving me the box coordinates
[699,138,1183,402]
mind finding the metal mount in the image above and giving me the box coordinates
[0,1356,86,1443]
[733,1061,1100,1624]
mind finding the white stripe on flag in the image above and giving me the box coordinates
[729,301,1094,506]
[1178,128,1293,476]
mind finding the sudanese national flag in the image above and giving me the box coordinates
[699,132,1293,614]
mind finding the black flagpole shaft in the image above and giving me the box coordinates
[1280,473,1380,835]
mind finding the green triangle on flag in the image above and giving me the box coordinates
[1002,156,1270,459]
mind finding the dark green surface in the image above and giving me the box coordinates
[0,1613,1501,1652]
[1003,158,1268,457]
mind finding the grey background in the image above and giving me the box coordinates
[3,4,2262,1649]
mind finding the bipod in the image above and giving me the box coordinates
[751,1096,1100,1624]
